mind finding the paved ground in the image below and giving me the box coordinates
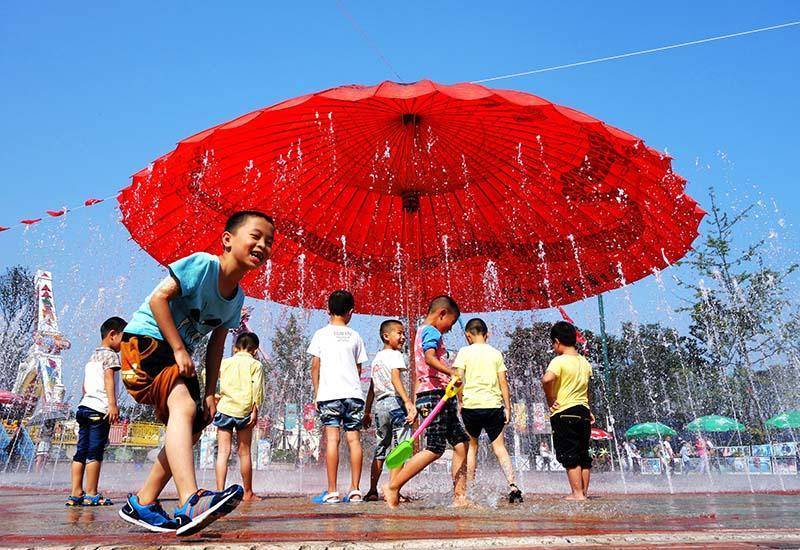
[2,487,800,549]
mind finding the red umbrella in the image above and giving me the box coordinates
[0,390,22,405]
[591,427,612,440]
[120,80,703,316]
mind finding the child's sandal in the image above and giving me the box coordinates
[344,489,363,503]
[311,491,340,504]
[65,494,84,507]
[85,493,113,506]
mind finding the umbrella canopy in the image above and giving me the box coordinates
[120,80,703,316]
[0,390,22,405]
[686,415,746,433]
[765,410,800,430]
[624,422,677,439]
[591,427,612,440]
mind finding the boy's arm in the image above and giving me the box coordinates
[103,368,119,424]
[248,360,264,428]
[203,326,227,422]
[310,356,320,402]
[391,368,417,424]
[364,380,375,412]
[149,277,194,376]
[252,360,264,408]
[363,381,374,428]
[498,370,511,424]
[424,348,456,377]
[453,350,466,383]
[455,366,466,406]
[541,371,558,412]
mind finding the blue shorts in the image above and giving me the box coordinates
[73,406,110,464]
[374,396,411,460]
[213,412,251,431]
[317,398,365,431]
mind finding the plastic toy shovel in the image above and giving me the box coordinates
[385,377,461,469]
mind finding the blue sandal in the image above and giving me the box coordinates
[85,493,113,506]
[311,491,340,504]
[65,494,84,507]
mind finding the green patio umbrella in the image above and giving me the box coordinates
[685,415,745,433]
[624,422,677,439]
[765,410,800,430]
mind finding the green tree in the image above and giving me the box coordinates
[583,323,715,431]
[679,188,799,431]
[504,322,552,409]
[264,314,310,428]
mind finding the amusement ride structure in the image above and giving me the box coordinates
[12,270,70,418]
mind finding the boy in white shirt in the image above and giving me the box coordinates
[363,320,417,502]
[308,290,368,504]
[66,316,126,507]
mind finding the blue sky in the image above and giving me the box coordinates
[1,2,798,397]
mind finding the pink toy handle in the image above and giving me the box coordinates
[411,396,449,440]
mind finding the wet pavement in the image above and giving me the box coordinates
[2,486,800,548]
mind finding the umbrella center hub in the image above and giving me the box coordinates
[402,191,420,213]
[401,113,420,126]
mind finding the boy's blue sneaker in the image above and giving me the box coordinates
[173,485,243,536]
[118,494,180,533]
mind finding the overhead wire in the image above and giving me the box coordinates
[472,20,800,83]
[3,19,800,233]
[333,0,403,81]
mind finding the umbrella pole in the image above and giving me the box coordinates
[597,294,611,383]
[407,318,420,454]
[408,320,417,400]
[609,437,615,472]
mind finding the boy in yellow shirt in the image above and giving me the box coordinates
[214,332,264,501]
[541,321,594,500]
[454,318,522,503]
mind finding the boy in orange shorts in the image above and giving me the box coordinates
[118,210,274,535]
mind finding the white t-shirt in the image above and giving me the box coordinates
[78,347,121,414]
[307,324,368,402]
[371,349,407,400]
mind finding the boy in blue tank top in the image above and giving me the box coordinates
[118,210,274,536]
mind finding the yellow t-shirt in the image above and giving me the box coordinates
[546,354,592,415]
[217,352,264,419]
[453,343,507,409]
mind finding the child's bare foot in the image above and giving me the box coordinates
[452,496,476,508]
[383,483,400,508]
[565,493,588,501]
[364,490,380,502]
[243,491,265,501]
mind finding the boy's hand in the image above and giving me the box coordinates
[549,401,560,414]
[203,394,216,424]
[451,375,463,389]
[247,408,258,428]
[405,402,418,424]
[504,407,511,425]
[363,412,372,429]
[107,404,120,424]
[175,348,196,377]
[589,411,596,425]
